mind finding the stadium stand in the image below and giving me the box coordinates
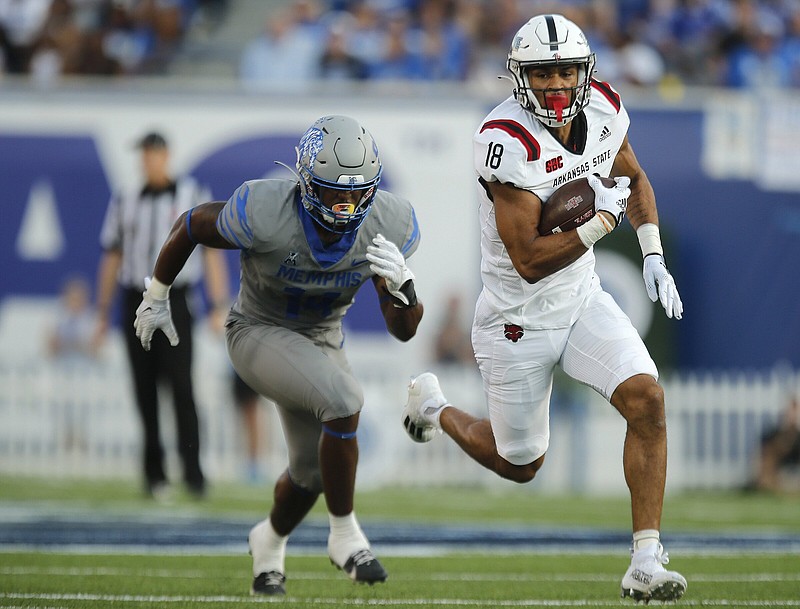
[3,0,800,88]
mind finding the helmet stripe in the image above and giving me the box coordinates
[545,14,559,51]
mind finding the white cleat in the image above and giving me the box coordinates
[402,372,449,443]
[620,543,687,603]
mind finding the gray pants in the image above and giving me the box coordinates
[225,314,363,493]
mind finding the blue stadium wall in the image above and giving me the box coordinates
[1,105,798,371]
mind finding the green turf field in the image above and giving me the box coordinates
[1,476,799,608]
[2,476,799,531]
[3,551,799,608]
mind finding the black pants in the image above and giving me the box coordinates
[122,287,204,490]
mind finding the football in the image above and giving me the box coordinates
[538,176,615,236]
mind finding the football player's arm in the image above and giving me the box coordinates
[612,136,683,319]
[611,135,657,230]
[490,180,589,283]
[373,276,423,342]
[134,202,237,351]
[152,202,237,285]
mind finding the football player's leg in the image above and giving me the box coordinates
[440,407,546,483]
[249,401,323,595]
[426,320,560,483]
[321,411,387,583]
[227,321,325,593]
[561,290,664,530]
[272,407,324,533]
[562,291,685,602]
[316,337,387,584]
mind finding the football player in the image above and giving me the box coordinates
[133,115,423,595]
[401,14,686,603]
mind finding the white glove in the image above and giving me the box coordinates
[134,277,179,351]
[588,174,630,227]
[366,233,416,307]
[643,254,683,319]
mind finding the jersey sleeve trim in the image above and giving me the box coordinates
[591,79,621,113]
[216,183,253,249]
[401,208,420,256]
[480,119,541,161]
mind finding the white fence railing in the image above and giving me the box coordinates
[0,339,794,493]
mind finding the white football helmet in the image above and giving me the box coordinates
[296,115,382,234]
[507,14,596,128]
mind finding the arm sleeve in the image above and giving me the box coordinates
[473,127,531,188]
[400,207,421,259]
[216,182,255,250]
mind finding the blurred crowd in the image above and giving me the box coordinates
[4,0,800,88]
[240,0,800,89]
[0,0,227,79]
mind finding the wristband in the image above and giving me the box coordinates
[146,276,171,300]
[392,279,418,309]
[576,213,614,248]
[636,223,664,258]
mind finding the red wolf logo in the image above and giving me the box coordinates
[503,323,524,343]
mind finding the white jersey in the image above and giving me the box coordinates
[472,79,630,329]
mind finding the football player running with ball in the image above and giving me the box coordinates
[134,115,423,595]
[401,14,686,604]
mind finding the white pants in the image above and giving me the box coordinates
[471,288,658,466]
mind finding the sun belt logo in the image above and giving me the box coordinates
[503,323,524,343]
[599,126,611,142]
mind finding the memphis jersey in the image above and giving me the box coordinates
[472,79,630,329]
[216,179,419,332]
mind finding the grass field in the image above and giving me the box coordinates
[1,476,799,608]
[4,551,800,608]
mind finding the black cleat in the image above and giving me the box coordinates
[251,570,286,596]
[331,549,388,584]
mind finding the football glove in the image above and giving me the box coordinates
[643,254,683,319]
[366,233,417,307]
[134,277,179,351]
[588,174,630,227]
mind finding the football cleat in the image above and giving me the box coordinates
[402,372,449,443]
[330,548,388,584]
[250,570,286,596]
[620,543,687,603]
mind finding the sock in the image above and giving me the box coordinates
[633,529,660,553]
[426,402,449,428]
[328,512,369,566]
[250,519,288,576]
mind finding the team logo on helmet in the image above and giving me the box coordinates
[298,127,324,172]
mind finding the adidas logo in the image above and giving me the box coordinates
[599,126,611,142]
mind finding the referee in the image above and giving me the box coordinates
[94,131,229,500]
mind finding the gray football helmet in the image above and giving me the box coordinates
[507,14,596,127]
[296,115,382,234]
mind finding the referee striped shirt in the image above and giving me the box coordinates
[99,176,210,290]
